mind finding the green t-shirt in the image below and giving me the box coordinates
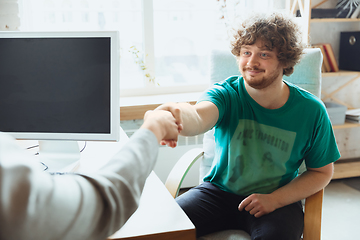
[199,76,340,196]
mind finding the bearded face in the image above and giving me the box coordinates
[238,40,284,90]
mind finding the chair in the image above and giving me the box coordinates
[165,48,324,240]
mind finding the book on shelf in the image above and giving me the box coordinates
[323,43,339,72]
[312,43,339,72]
[346,108,360,123]
[312,44,331,72]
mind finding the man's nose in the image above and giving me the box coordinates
[247,55,260,67]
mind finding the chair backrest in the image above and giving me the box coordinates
[200,48,323,181]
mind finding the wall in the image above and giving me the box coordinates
[0,0,20,30]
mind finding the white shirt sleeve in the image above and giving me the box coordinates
[0,129,159,240]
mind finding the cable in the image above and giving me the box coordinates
[26,145,39,150]
[26,141,86,172]
[80,141,87,152]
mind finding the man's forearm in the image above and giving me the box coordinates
[239,163,334,218]
[271,163,334,209]
[174,102,204,136]
[156,102,219,136]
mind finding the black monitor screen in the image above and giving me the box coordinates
[0,37,111,134]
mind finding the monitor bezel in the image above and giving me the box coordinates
[0,31,120,142]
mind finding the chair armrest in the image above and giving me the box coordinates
[165,148,204,198]
[303,189,324,240]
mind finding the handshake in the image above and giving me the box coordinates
[140,103,183,148]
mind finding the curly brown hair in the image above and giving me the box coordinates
[230,13,305,76]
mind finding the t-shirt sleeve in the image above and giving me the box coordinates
[197,80,240,128]
[304,103,341,168]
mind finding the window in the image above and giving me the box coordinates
[20,0,145,96]
[152,0,217,89]
[18,0,291,97]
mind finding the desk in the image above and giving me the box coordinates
[75,127,131,172]
[79,129,195,239]
[16,128,131,173]
[109,171,196,240]
[17,128,196,240]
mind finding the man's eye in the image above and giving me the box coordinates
[261,53,268,57]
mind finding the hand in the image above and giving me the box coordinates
[155,102,182,124]
[155,103,183,147]
[141,110,182,148]
[238,193,280,218]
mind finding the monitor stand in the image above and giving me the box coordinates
[38,140,81,172]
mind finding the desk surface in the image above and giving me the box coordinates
[81,129,195,239]
[17,128,196,240]
[109,171,196,240]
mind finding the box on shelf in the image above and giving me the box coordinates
[324,102,347,125]
[339,31,360,71]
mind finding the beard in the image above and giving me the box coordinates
[241,65,283,90]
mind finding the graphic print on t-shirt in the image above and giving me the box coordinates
[220,119,296,195]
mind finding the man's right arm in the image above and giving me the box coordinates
[156,101,219,137]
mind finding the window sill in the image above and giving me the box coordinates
[120,92,202,120]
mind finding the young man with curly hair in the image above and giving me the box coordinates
[158,13,340,239]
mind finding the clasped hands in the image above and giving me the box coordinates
[142,105,183,148]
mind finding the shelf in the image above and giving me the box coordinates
[311,18,360,23]
[305,1,360,180]
[120,100,197,121]
[332,160,360,179]
[322,71,360,77]
[333,122,360,130]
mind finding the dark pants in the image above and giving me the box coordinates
[176,182,304,240]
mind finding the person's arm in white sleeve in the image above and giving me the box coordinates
[0,110,180,240]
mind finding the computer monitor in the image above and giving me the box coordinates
[0,31,120,171]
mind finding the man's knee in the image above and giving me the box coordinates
[249,202,304,240]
